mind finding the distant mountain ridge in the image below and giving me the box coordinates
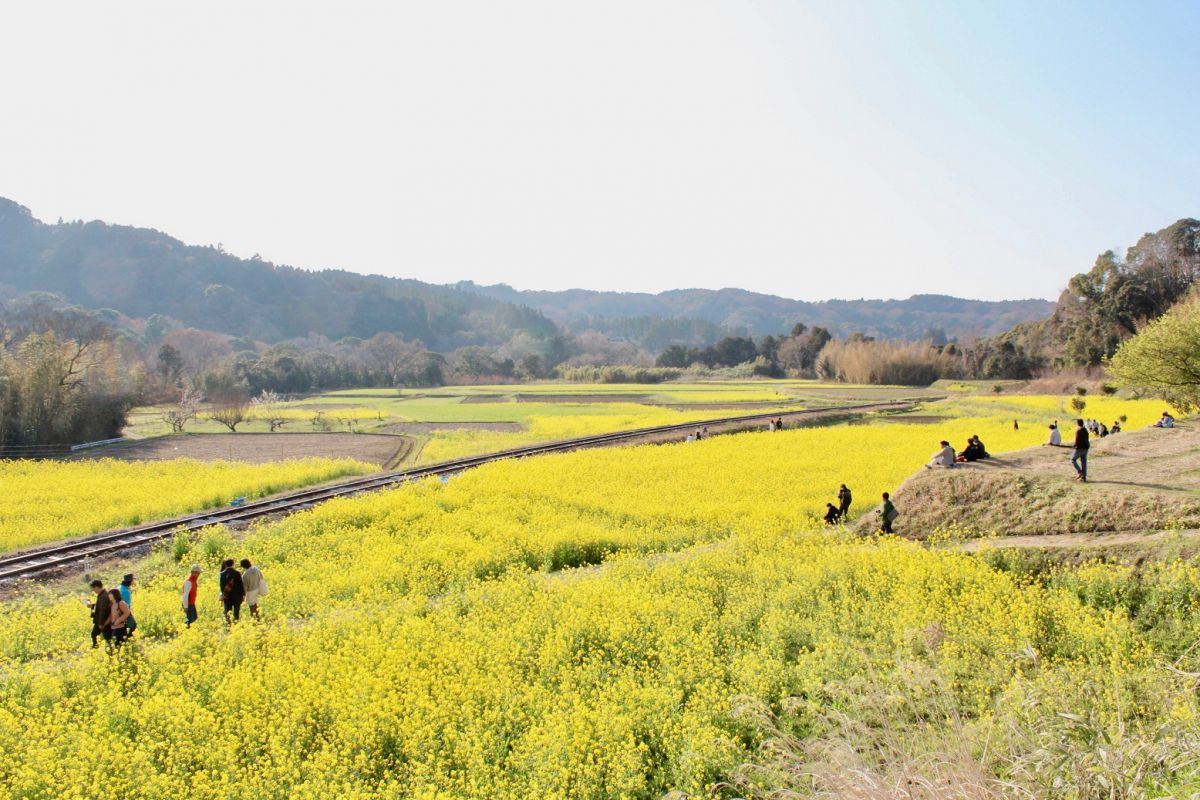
[0,197,1054,348]
[0,198,555,349]
[454,282,1055,341]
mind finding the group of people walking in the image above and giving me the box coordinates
[182,558,268,627]
[89,573,136,648]
[88,559,268,647]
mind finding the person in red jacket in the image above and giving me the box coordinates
[181,564,202,627]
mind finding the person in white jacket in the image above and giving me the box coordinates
[240,558,268,619]
[926,440,956,469]
[1047,423,1062,446]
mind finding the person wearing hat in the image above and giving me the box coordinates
[118,574,137,637]
[181,564,202,627]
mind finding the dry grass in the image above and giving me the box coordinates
[857,424,1200,539]
[726,660,1200,800]
[1017,368,1112,397]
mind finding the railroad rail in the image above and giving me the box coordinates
[0,400,916,582]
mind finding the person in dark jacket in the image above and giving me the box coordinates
[1072,418,1090,482]
[218,559,246,624]
[823,503,841,525]
[89,579,112,648]
[837,484,852,517]
[880,492,898,534]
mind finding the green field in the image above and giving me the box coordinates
[126,381,942,463]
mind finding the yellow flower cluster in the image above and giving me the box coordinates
[0,457,374,552]
[0,397,1187,797]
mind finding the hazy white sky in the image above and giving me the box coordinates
[2,1,1197,301]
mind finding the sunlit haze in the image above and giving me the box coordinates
[2,1,1197,300]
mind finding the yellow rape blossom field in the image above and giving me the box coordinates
[1,396,1196,798]
[0,458,374,552]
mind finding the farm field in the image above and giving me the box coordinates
[0,458,374,553]
[121,380,943,464]
[2,395,1196,798]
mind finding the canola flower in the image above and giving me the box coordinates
[0,457,374,552]
[0,396,1192,798]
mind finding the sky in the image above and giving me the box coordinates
[1,1,1197,302]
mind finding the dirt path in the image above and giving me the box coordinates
[957,528,1200,552]
[78,432,410,466]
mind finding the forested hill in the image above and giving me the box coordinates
[0,197,1053,348]
[453,283,1055,342]
[0,199,556,349]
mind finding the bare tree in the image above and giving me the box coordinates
[207,398,249,432]
[250,389,288,432]
[160,390,202,434]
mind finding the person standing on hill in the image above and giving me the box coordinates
[240,558,267,620]
[837,484,852,517]
[181,564,202,627]
[1072,418,1090,482]
[219,559,245,624]
[880,492,898,533]
[89,579,112,648]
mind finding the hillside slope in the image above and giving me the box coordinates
[866,423,1200,538]
[0,198,557,348]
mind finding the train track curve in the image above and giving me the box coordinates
[0,400,916,582]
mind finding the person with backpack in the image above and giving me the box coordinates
[181,564,202,627]
[880,492,898,533]
[89,579,112,648]
[219,559,245,624]
[118,574,137,638]
[1072,418,1090,482]
[240,558,267,619]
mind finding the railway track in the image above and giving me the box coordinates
[0,400,915,582]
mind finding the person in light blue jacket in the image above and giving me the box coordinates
[119,574,137,637]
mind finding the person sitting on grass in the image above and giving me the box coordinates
[823,503,841,525]
[1111,420,1122,434]
[1046,422,1062,446]
[1154,411,1175,428]
[926,440,956,469]
[957,436,989,462]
